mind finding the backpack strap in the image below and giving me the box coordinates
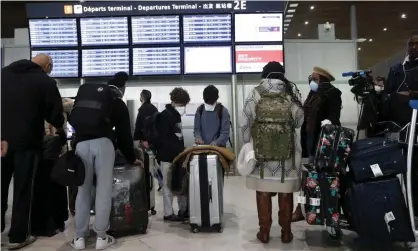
[255,85,267,97]
[198,104,205,116]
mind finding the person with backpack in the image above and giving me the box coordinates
[154,87,190,222]
[69,72,142,250]
[133,89,158,148]
[241,61,304,244]
[292,66,342,223]
[193,85,231,147]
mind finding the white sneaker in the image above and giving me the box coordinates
[70,237,85,250]
[95,235,116,250]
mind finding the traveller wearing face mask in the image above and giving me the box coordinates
[155,87,190,222]
[70,72,142,250]
[292,66,342,223]
[134,89,158,147]
[1,54,64,250]
[194,85,231,147]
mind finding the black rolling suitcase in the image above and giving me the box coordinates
[346,176,414,242]
[31,136,68,237]
[108,148,149,237]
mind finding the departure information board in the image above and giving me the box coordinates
[31,50,79,78]
[133,47,181,75]
[29,19,78,48]
[80,17,128,46]
[183,14,231,43]
[131,16,180,44]
[184,46,232,74]
[235,13,283,42]
[82,48,129,77]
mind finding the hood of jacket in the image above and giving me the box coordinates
[259,78,286,93]
[6,59,44,74]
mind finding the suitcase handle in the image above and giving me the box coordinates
[208,180,212,203]
[149,173,153,191]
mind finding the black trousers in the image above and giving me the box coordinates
[1,149,39,243]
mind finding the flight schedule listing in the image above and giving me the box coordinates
[29,19,77,48]
[82,49,129,77]
[31,50,78,78]
[131,16,180,44]
[80,17,128,46]
[183,14,231,43]
[133,47,181,75]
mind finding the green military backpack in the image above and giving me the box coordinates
[252,85,294,165]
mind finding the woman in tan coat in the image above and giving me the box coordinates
[241,62,304,244]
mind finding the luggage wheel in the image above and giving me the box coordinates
[217,225,224,233]
[327,227,342,240]
[150,208,157,215]
[190,224,199,233]
[139,226,147,234]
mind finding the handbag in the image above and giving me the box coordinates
[51,150,85,186]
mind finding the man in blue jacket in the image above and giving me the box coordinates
[194,85,231,147]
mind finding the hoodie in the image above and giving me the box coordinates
[1,60,64,150]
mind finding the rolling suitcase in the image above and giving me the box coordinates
[346,176,414,242]
[348,137,406,183]
[108,148,149,237]
[315,125,354,173]
[189,154,224,233]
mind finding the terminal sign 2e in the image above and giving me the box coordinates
[234,0,246,10]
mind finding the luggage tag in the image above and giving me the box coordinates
[370,164,384,177]
[309,198,321,206]
[296,196,306,204]
[384,212,396,233]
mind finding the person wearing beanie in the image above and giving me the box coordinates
[71,72,141,250]
[292,66,342,222]
[241,61,304,244]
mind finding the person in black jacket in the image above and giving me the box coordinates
[1,54,65,250]
[133,89,158,147]
[293,66,342,222]
[71,72,142,250]
[156,87,190,222]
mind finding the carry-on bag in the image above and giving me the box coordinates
[346,176,414,242]
[189,154,224,233]
[348,137,406,183]
[108,148,149,237]
[315,125,355,173]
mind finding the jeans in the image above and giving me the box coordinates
[75,138,115,238]
[160,161,187,216]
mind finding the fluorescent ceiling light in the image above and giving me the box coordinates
[286,14,294,18]
[310,6,315,10]
[305,21,309,25]
[401,14,407,18]
[289,3,298,8]
[383,28,387,31]
[284,24,289,27]
[284,31,287,34]
[369,38,373,42]
[298,33,302,37]
[356,38,367,43]
[288,9,296,13]
[284,19,291,23]
[358,47,361,51]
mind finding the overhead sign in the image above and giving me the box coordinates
[26,1,284,18]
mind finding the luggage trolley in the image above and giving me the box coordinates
[404,99,418,248]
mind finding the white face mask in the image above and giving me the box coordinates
[309,80,319,92]
[375,86,384,93]
[175,106,186,116]
[204,103,216,112]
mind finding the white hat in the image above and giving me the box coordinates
[237,142,257,176]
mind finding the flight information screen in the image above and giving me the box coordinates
[235,13,283,42]
[131,16,180,44]
[184,46,232,74]
[80,17,128,46]
[133,47,181,75]
[31,50,78,78]
[29,19,78,48]
[183,14,231,43]
[82,48,129,77]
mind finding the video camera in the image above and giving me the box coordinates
[342,70,374,100]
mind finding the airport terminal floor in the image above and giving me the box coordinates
[1,176,415,251]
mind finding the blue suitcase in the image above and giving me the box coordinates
[348,137,406,183]
[346,176,414,243]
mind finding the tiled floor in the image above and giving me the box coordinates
[1,176,415,251]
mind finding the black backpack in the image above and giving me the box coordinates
[51,150,85,186]
[69,84,114,137]
[197,104,233,147]
[143,112,161,143]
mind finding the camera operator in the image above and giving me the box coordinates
[357,76,386,139]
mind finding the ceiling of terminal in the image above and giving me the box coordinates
[284,1,418,69]
[2,1,417,69]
